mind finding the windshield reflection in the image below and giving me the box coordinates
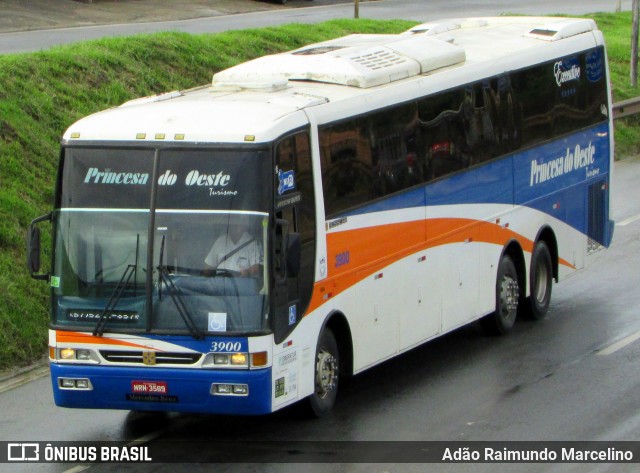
[52,146,271,336]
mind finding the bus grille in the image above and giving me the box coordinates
[100,350,202,365]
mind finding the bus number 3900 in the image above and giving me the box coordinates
[210,341,242,352]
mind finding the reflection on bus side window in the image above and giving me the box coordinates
[320,48,607,217]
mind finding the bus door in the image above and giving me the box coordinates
[272,130,316,345]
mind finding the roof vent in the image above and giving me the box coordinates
[212,34,465,89]
[403,18,488,35]
[525,19,596,41]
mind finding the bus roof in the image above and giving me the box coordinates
[63,16,601,145]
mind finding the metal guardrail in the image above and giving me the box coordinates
[613,97,640,120]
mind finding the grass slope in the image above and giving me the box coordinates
[0,14,637,369]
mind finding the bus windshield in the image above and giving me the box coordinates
[52,147,271,336]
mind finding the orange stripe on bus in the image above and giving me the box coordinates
[307,217,575,314]
[55,331,157,350]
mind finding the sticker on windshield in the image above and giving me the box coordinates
[208,312,228,332]
[50,276,60,288]
[278,169,296,195]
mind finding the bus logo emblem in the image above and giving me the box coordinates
[142,351,157,365]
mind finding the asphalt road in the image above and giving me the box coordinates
[0,0,634,54]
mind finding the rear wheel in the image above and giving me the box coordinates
[308,328,339,417]
[527,242,553,320]
[483,254,520,335]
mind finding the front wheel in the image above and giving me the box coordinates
[307,328,339,417]
[527,242,553,320]
[482,254,520,335]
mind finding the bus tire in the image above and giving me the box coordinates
[308,328,339,418]
[527,241,553,320]
[483,254,520,335]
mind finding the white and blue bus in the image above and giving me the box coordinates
[29,17,613,417]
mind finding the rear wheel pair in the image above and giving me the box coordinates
[484,242,553,334]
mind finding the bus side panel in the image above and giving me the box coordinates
[513,122,612,267]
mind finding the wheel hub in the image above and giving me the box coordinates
[500,277,519,315]
[315,351,337,399]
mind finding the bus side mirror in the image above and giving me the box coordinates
[27,213,51,281]
[28,227,41,273]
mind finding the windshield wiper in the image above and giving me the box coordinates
[93,264,136,336]
[157,235,204,339]
[158,265,204,340]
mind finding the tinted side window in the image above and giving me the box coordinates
[319,103,419,216]
[512,47,608,148]
[275,131,316,312]
[318,47,608,217]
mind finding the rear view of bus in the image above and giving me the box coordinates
[28,16,613,417]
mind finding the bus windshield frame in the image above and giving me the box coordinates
[51,144,273,337]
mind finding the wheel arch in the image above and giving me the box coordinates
[534,226,559,282]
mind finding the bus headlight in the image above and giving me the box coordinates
[53,347,99,364]
[203,351,268,369]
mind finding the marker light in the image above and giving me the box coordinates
[251,351,268,367]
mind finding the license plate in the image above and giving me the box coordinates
[131,381,168,394]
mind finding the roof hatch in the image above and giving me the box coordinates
[525,18,597,41]
[212,34,465,90]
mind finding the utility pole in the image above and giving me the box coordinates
[354,0,360,19]
[633,0,639,86]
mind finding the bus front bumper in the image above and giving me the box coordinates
[50,363,273,415]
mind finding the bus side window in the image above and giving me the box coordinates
[369,102,421,197]
[417,89,468,181]
[319,120,372,216]
[275,131,316,315]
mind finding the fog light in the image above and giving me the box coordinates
[233,384,248,395]
[59,377,93,390]
[75,379,89,389]
[60,378,75,388]
[211,383,249,396]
